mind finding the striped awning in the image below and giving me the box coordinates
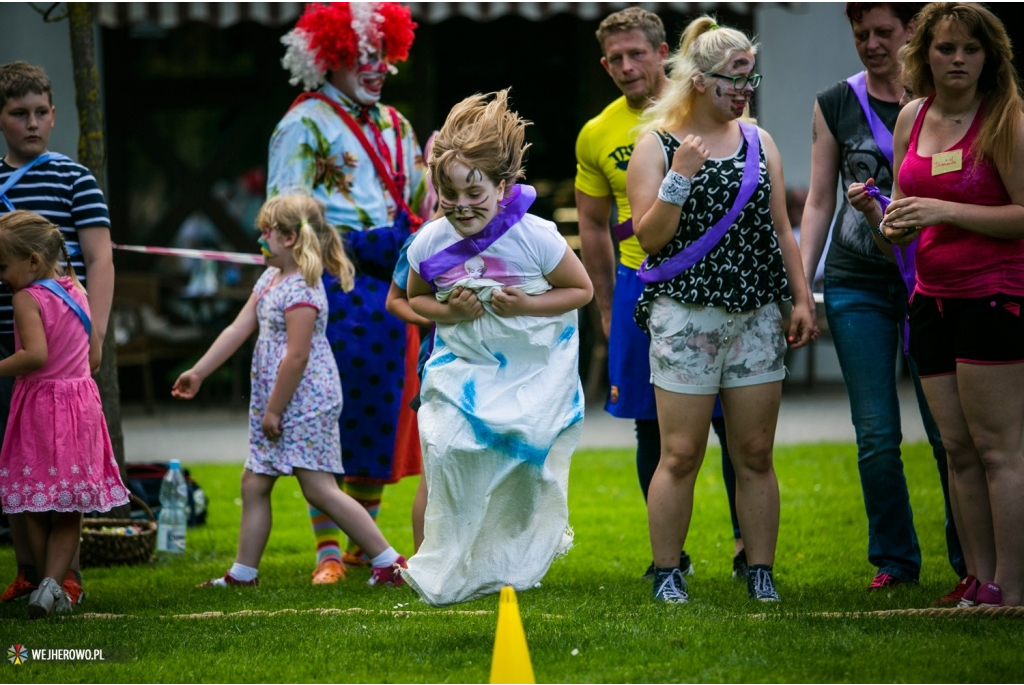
[96,2,760,28]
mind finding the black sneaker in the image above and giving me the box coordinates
[747,564,780,602]
[643,550,695,580]
[732,548,748,581]
[679,550,695,576]
[652,567,689,604]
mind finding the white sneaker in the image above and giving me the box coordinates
[29,577,69,618]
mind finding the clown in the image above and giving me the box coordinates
[267,2,427,584]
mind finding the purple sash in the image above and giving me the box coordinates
[418,184,536,288]
[850,72,916,352]
[637,121,760,284]
[612,218,633,241]
[846,71,893,165]
[865,184,916,354]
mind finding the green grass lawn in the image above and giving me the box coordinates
[2,442,1021,683]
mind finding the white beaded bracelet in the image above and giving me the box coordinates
[658,170,692,206]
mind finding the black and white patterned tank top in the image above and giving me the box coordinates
[634,128,790,332]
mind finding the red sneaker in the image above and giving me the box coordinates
[1,569,37,603]
[196,573,259,588]
[367,556,407,587]
[959,578,981,608]
[933,574,974,606]
[868,572,903,590]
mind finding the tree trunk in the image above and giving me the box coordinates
[68,3,130,518]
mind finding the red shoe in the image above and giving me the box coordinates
[934,574,974,606]
[958,578,981,608]
[62,571,85,608]
[1,569,37,603]
[196,573,259,588]
[367,556,407,587]
[868,572,903,590]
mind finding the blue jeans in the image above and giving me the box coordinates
[825,279,965,582]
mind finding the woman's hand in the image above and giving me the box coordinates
[847,177,879,215]
[881,196,948,245]
[171,370,203,400]
[669,134,711,180]
[490,286,530,317]
[261,410,282,441]
[447,287,485,321]
[787,302,815,349]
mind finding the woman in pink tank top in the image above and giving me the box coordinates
[871,4,1024,608]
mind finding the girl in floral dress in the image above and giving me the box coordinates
[0,210,128,618]
[173,195,406,588]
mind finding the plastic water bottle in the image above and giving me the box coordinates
[157,460,188,554]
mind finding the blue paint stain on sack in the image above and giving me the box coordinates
[459,379,548,466]
[494,353,508,368]
[557,325,576,344]
[427,349,457,368]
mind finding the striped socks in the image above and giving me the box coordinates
[306,480,386,565]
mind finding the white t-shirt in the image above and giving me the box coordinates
[407,212,568,291]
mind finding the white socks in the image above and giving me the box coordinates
[228,563,259,582]
[370,547,400,568]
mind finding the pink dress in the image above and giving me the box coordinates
[0,277,128,513]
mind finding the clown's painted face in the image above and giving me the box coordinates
[333,48,393,106]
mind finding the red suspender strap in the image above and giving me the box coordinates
[387,106,405,184]
[289,93,411,219]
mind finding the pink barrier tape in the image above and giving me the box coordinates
[112,243,265,266]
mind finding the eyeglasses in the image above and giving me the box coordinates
[706,72,762,90]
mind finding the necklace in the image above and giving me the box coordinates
[943,96,978,125]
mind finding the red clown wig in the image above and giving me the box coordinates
[281,2,417,90]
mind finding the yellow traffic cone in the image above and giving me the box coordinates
[489,586,536,684]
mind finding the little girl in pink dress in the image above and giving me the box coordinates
[0,210,127,618]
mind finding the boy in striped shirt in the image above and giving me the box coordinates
[0,61,114,608]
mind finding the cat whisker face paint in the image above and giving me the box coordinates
[438,163,505,237]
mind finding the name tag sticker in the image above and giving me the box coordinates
[932,149,963,176]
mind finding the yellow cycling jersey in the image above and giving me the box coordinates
[574,95,647,270]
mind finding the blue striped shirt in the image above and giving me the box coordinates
[0,156,110,349]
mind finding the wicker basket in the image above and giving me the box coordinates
[80,494,158,567]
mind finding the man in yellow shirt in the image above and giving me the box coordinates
[575,7,746,580]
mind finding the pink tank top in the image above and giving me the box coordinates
[898,94,1024,298]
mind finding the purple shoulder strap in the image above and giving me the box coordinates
[418,184,536,288]
[846,71,894,165]
[864,184,916,354]
[637,122,760,284]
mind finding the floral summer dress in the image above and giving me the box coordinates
[0,277,128,513]
[247,268,343,476]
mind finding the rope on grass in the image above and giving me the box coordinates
[16,608,567,622]
[749,605,1024,620]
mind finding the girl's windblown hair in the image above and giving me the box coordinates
[256,194,355,291]
[428,89,531,196]
[0,210,85,292]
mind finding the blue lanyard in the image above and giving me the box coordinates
[0,152,71,211]
[32,278,92,338]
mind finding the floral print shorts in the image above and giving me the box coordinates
[647,297,788,395]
